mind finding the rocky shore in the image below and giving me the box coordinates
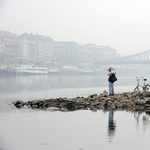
[12,91,150,112]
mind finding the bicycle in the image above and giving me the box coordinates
[133,77,150,95]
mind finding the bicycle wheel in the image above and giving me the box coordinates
[145,85,150,92]
[134,87,140,95]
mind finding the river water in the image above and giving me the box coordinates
[1,73,150,150]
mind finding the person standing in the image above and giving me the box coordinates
[107,67,117,96]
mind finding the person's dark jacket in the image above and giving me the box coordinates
[107,70,117,83]
[108,74,117,83]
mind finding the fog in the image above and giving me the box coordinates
[1,0,150,55]
[2,2,150,150]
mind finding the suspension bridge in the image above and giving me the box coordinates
[94,49,150,66]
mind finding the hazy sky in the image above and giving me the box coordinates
[1,0,150,55]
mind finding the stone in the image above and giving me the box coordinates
[13,100,24,108]
[11,90,150,112]
[89,94,97,98]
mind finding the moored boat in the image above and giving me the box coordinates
[15,64,59,75]
[48,68,59,74]
[63,66,95,74]
[0,67,16,75]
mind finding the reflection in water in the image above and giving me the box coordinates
[133,111,150,132]
[107,111,116,139]
[134,111,142,125]
[143,112,150,131]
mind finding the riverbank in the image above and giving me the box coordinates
[12,91,150,112]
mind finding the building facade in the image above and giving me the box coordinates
[84,44,117,61]
[0,30,118,66]
[19,33,53,63]
[53,41,86,64]
[0,31,20,63]
[53,42,117,65]
[0,31,53,64]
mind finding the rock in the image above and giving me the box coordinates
[92,101,101,106]
[13,100,24,108]
[90,107,97,112]
[12,90,150,112]
[32,105,39,108]
[58,103,65,108]
[102,90,108,97]
[106,101,112,107]
[65,103,77,111]
[89,94,97,98]
[145,100,150,104]
[145,104,150,107]
[76,98,84,102]
[111,103,116,109]
[31,100,39,104]
[105,98,114,102]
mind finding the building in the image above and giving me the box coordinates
[19,33,53,63]
[0,31,53,64]
[53,42,117,66]
[0,31,20,62]
[0,30,118,67]
[36,35,53,63]
[84,44,117,61]
[53,41,86,64]
[19,33,37,63]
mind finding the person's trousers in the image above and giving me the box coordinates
[109,82,114,95]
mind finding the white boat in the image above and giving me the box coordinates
[48,68,59,74]
[15,65,59,74]
[78,68,95,74]
[63,66,95,74]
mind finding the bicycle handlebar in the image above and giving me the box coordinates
[136,77,144,81]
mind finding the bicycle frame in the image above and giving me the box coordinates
[136,77,146,90]
[134,77,150,94]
